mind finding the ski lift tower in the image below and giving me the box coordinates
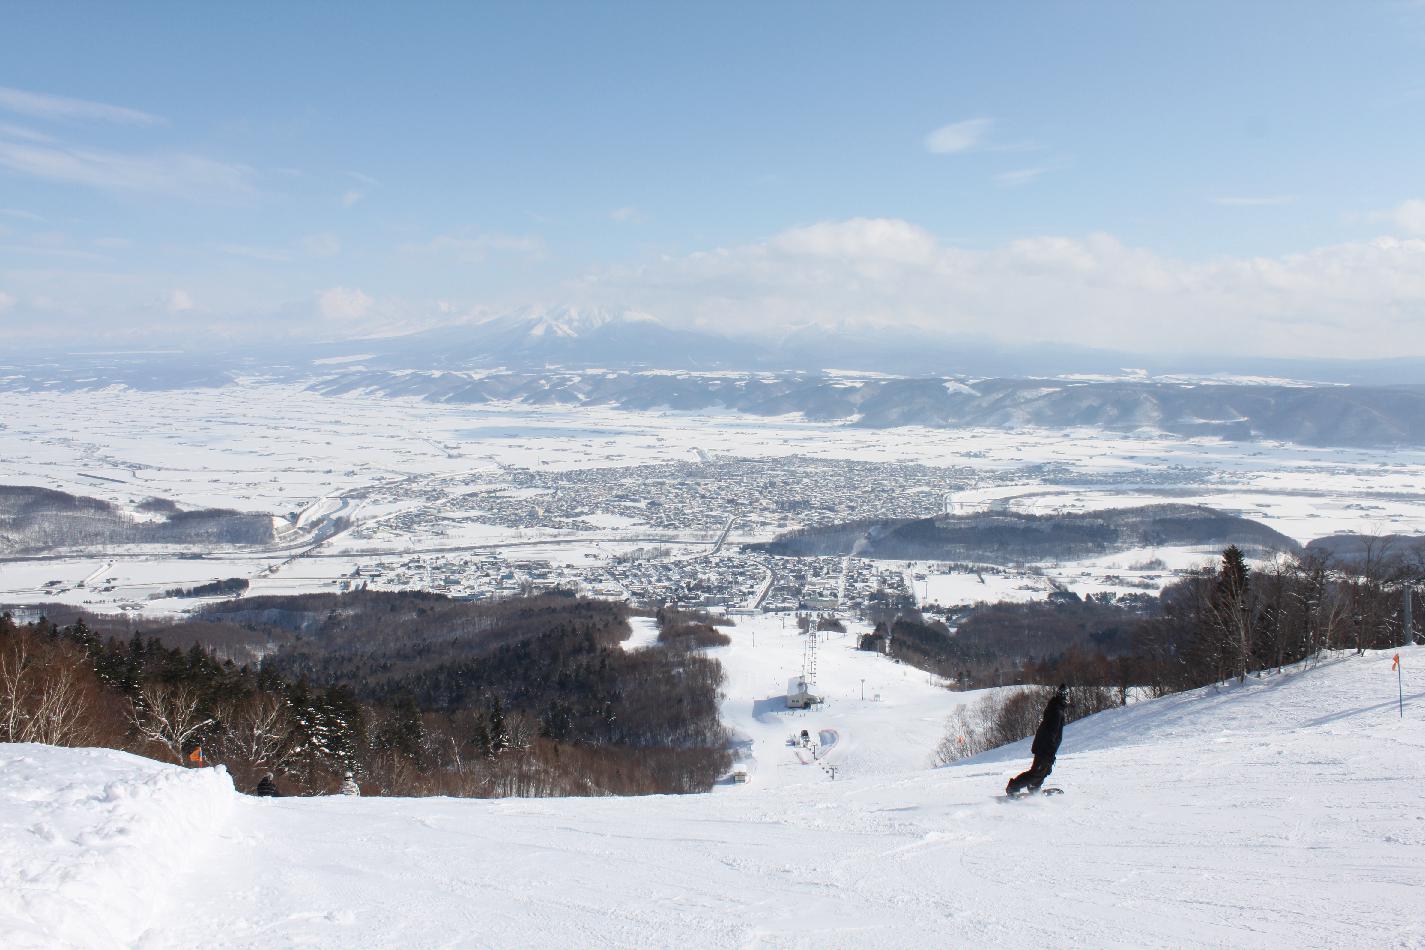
[802,617,818,688]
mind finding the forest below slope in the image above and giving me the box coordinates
[0,591,730,798]
[873,541,1423,698]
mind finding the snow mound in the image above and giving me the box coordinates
[0,745,235,949]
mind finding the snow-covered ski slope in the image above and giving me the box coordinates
[3,644,1423,950]
[710,618,978,786]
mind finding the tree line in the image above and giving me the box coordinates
[880,543,1424,760]
[877,543,1421,695]
[0,590,731,798]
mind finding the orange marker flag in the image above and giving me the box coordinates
[188,746,205,765]
[1393,654,1401,671]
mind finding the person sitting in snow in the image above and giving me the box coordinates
[255,772,280,797]
[1006,684,1070,795]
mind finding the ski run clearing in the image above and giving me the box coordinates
[3,631,1423,949]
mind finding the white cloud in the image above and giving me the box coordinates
[577,218,1425,360]
[0,86,164,126]
[0,290,15,313]
[610,206,644,223]
[924,118,993,154]
[166,289,194,313]
[1393,199,1425,235]
[341,189,364,207]
[0,139,256,199]
[318,286,374,321]
[770,218,938,264]
[1212,195,1297,207]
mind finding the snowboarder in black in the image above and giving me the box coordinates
[255,772,280,797]
[1006,684,1070,795]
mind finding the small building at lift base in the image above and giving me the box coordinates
[786,676,820,709]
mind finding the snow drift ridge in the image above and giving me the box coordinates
[0,745,235,949]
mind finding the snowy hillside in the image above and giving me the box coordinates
[3,642,1422,949]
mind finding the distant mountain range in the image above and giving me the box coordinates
[4,306,1425,448]
[327,307,1425,383]
[309,367,1425,448]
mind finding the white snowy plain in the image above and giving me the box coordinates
[3,636,1423,949]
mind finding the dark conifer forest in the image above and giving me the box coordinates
[0,591,731,798]
[880,544,1423,698]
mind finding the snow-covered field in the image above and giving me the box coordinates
[4,635,1422,949]
[4,381,1425,617]
[6,384,1424,525]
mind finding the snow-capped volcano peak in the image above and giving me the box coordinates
[490,305,662,339]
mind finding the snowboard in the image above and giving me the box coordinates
[999,787,1064,800]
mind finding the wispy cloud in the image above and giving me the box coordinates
[994,167,1048,187]
[0,207,44,221]
[924,117,993,154]
[0,121,55,143]
[0,86,164,126]
[0,138,256,199]
[1212,195,1297,207]
[340,171,378,207]
[0,241,110,262]
[401,233,544,263]
[166,288,194,313]
[610,206,645,224]
[218,243,293,263]
[318,286,374,321]
[302,232,342,257]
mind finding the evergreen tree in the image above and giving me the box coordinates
[487,697,509,756]
[1209,545,1254,682]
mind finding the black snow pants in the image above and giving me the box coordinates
[1006,753,1055,794]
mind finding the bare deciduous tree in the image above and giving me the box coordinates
[128,683,213,763]
[216,693,295,775]
[0,628,99,746]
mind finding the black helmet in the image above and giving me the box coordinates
[1055,684,1070,702]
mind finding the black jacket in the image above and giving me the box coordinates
[255,776,279,797]
[1030,695,1068,758]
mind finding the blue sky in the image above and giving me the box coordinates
[2,1,1424,357]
